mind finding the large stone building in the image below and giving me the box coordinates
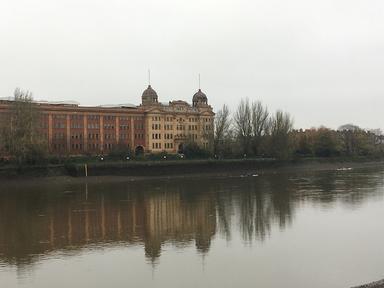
[142,85,214,153]
[0,85,214,155]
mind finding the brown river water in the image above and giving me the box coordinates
[0,167,384,288]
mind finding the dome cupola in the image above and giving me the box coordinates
[192,89,208,107]
[142,85,158,105]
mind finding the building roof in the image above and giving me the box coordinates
[192,89,208,107]
[142,85,157,97]
[98,103,136,108]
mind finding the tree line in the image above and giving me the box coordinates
[213,100,384,159]
[213,99,293,159]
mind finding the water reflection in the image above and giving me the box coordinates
[0,168,383,268]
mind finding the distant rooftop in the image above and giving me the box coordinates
[0,97,139,109]
[97,103,136,108]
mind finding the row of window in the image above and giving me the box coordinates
[151,142,175,149]
[53,122,66,129]
[104,124,115,129]
[51,122,107,129]
[188,134,198,140]
[52,115,148,121]
[152,142,162,149]
[88,115,99,120]
[53,115,140,121]
[54,133,65,139]
[134,133,144,139]
[104,143,114,149]
[71,143,83,150]
[104,134,115,140]
[88,123,100,129]
[151,133,175,140]
[56,132,202,142]
[71,133,82,139]
[88,133,99,140]
[134,123,144,130]
[52,142,131,151]
[88,124,131,130]
[153,116,187,122]
[71,123,83,129]
[151,116,209,124]
[53,143,66,150]
[54,122,133,130]
[46,119,207,131]
[89,143,100,149]
[152,133,161,140]
[51,123,142,131]
[58,133,133,141]
[71,115,83,120]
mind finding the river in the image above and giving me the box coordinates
[0,167,383,288]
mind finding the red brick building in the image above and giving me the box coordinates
[0,85,214,156]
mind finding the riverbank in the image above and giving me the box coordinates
[1,157,384,180]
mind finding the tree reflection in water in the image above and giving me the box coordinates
[0,167,383,268]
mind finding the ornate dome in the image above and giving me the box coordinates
[142,85,158,105]
[192,89,208,107]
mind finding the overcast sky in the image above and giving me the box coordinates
[1,0,384,129]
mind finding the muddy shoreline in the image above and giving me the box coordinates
[1,158,384,185]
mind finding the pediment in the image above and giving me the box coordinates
[145,107,164,113]
[200,110,215,116]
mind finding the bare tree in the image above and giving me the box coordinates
[234,98,252,155]
[214,104,231,156]
[268,110,293,159]
[1,88,47,164]
[201,118,215,153]
[270,110,293,135]
[0,113,7,157]
[251,101,269,156]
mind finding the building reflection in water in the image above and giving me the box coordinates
[0,167,382,268]
[0,180,217,266]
